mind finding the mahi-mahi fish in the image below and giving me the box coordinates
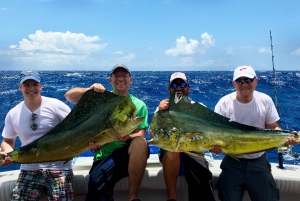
[149,93,299,156]
[0,90,144,164]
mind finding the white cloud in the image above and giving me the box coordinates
[114,51,135,61]
[199,32,215,54]
[259,47,271,54]
[165,32,215,57]
[114,51,123,55]
[3,30,109,69]
[10,30,107,54]
[291,48,300,56]
[9,45,17,49]
[226,49,234,55]
[165,36,199,57]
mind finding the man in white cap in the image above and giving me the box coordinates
[0,70,73,200]
[150,72,216,201]
[212,66,298,201]
[65,64,149,201]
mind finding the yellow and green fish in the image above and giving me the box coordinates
[0,90,144,164]
[149,93,299,156]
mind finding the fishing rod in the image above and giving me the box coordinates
[270,31,279,113]
[270,31,286,169]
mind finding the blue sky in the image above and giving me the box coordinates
[0,0,299,71]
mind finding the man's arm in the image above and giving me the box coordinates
[265,122,281,130]
[65,87,90,104]
[65,83,106,104]
[266,122,298,145]
[158,99,170,111]
[1,138,15,153]
[0,138,15,166]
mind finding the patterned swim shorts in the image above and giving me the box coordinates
[11,169,74,201]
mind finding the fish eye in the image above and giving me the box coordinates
[170,127,178,132]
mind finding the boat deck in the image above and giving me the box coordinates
[1,154,300,201]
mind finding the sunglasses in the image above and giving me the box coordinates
[235,77,255,85]
[30,113,38,131]
[170,82,188,89]
[111,74,130,78]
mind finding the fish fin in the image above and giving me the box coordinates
[185,151,205,159]
[168,92,291,134]
[45,90,120,135]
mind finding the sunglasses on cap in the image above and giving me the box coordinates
[235,77,255,85]
[170,82,188,89]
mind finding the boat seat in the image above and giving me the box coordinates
[1,156,300,201]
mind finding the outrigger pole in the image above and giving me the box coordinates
[271,31,286,169]
[270,31,279,112]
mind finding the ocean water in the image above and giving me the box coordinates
[0,70,300,172]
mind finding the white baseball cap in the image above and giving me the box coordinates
[169,72,188,84]
[233,66,256,81]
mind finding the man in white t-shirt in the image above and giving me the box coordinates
[212,66,298,201]
[0,70,73,201]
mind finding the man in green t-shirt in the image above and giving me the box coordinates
[65,64,149,201]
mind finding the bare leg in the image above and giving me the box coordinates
[163,151,180,200]
[128,137,148,201]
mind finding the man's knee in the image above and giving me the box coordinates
[131,136,147,145]
[129,137,148,154]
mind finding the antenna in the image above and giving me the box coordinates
[270,31,278,112]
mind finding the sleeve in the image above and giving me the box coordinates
[2,112,17,139]
[214,98,225,116]
[136,103,149,129]
[56,100,71,121]
[265,96,280,124]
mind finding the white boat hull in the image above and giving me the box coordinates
[1,154,300,201]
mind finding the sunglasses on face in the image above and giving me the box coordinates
[235,77,255,85]
[111,74,130,79]
[170,82,188,89]
[30,113,38,131]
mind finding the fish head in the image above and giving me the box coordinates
[149,111,182,152]
[110,96,145,135]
